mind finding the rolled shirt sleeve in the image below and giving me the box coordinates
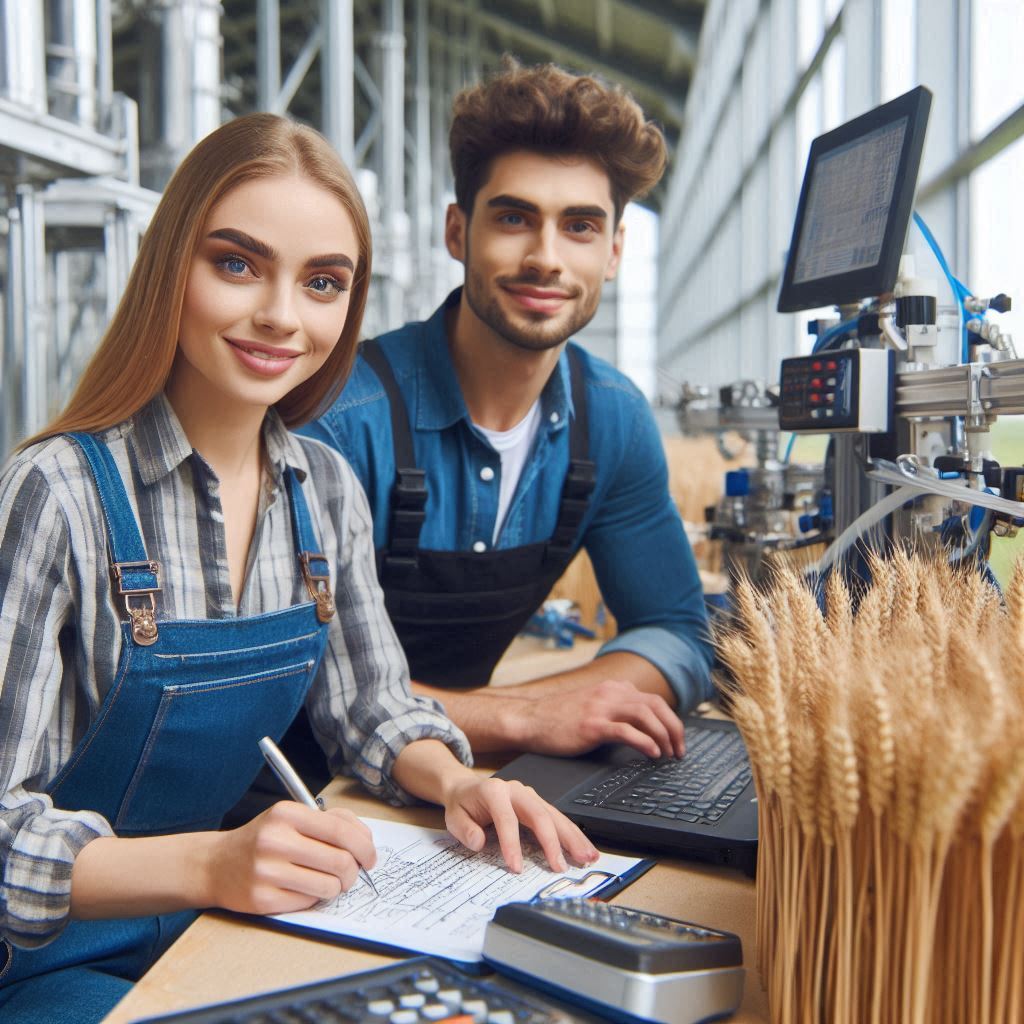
[0,461,115,948]
[583,392,714,712]
[299,440,472,805]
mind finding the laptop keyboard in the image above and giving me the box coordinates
[571,724,752,826]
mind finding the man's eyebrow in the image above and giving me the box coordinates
[486,195,540,214]
[485,196,608,220]
[307,254,355,271]
[207,228,276,260]
[562,205,608,220]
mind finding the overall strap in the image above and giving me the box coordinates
[361,339,428,573]
[548,345,597,557]
[284,466,335,623]
[67,432,161,646]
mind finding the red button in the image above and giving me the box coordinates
[812,361,822,371]
[825,360,837,370]
[811,378,823,388]
[810,393,821,403]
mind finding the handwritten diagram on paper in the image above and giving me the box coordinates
[271,816,646,962]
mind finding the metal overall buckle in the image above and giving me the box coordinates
[300,551,336,624]
[112,559,161,646]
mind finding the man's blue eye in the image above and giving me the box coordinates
[500,213,524,226]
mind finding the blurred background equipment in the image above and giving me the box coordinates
[676,83,1024,596]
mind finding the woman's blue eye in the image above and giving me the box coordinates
[217,256,249,276]
[308,276,345,296]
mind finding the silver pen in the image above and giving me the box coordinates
[258,735,379,897]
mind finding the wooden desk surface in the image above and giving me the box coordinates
[104,640,768,1023]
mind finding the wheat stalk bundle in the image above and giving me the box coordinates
[719,554,1024,1023]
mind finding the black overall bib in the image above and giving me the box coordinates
[361,338,596,687]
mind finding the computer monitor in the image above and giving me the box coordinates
[777,85,932,314]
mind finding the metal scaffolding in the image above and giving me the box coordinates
[0,0,156,454]
[1,0,703,454]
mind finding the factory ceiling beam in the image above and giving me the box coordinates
[434,0,686,130]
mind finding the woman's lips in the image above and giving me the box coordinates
[225,338,301,377]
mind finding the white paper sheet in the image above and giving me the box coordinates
[270,816,647,962]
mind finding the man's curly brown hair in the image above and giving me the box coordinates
[449,59,667,224]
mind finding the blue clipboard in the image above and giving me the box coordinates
[241,856,655,972]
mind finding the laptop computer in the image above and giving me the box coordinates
[495,716,758,876]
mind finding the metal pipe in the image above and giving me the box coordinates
[321,0,354,166]
[412,0,433,317]
[257,0,280,112]
[2,0,48,113]
[14,184,47,444]
[378,0,406,327]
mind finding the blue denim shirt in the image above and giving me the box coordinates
[301,291,714,711]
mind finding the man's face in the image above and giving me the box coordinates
[445,150,624,353]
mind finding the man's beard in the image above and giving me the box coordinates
[463,267,599,353]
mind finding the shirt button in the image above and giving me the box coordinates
[472,541,487,553]
[480,466,495,482]
[550,412,559,423]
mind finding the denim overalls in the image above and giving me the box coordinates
[0,433,335,1023]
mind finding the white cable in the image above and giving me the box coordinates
[867,457,1024,517]
[815,486,918,575]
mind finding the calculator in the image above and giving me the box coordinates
[135,955,604,1024]
[482,899,744,1024]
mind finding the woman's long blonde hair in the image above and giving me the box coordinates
[26,113,372,447]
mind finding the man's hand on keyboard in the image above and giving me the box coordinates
[512,679,685,760]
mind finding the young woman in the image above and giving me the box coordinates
[0,114,597,1022]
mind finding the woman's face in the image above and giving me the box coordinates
[171,174,359,417]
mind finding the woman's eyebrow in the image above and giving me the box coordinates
[207,228,276,260]
[306,254,355,271]
[207,228,354,272]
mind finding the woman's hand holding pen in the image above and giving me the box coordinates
[205,802,377,915]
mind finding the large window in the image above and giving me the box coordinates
[971,0,1024,139]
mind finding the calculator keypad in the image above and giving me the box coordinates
[199,961,574,1024]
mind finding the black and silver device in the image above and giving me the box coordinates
[496,718,758,876]
[779,348,895,432]
[483,898,744,1024]
[776,85,932,313]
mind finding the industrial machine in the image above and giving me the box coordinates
[675,379,827,583]
[687,85,1024,587]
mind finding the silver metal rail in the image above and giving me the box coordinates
[895,357,1024,421]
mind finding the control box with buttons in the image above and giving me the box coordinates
[483,898,744,1024]
[778,348,894,433]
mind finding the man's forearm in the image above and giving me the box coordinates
[490,651,675,704]
[409,684,534,753]
[411,651,675,753]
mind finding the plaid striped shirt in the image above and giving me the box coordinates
[0,395,470,948]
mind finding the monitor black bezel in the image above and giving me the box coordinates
[776,85,932,314]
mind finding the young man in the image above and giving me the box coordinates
[303,61,713,761]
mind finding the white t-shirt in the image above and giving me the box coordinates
[476,400,543,544]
